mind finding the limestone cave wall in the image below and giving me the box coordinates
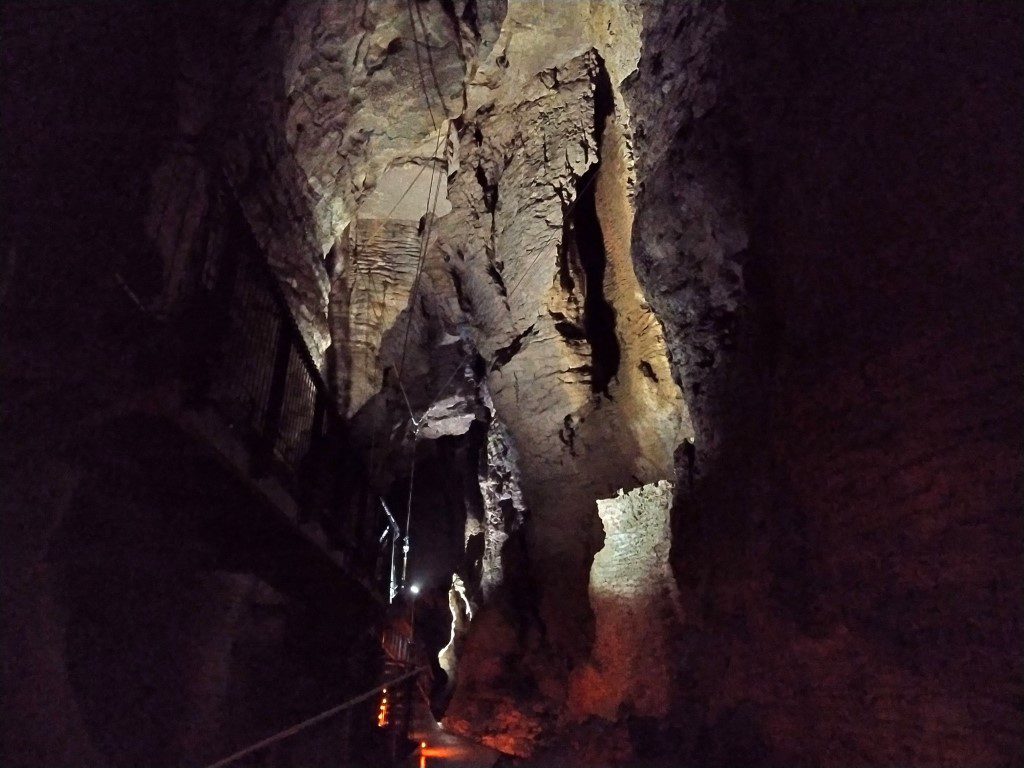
[627,1,1024,764]
[3,1,1021,766]
[133,2,695,756]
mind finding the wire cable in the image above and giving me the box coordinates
[406,0,438,131]
[412,0,452,119]
[394,0,451,394]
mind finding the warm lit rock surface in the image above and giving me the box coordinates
[569,481,682,722]
[5,1,1021,766]
[209,1,691,750]
[426,2,690,750]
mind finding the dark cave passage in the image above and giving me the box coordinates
[585,56,619,395]
[568,54,620,396]
[570,163,620,396]
[2,1,1021,767]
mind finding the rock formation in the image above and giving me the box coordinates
[136,2,692,754]
[3,0,1021,765]
[135,0,1022,761]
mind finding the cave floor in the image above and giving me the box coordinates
[406,701,499,768]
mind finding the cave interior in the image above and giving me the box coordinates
[2,1,1022,767]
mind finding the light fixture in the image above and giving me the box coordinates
[410,584,420,595]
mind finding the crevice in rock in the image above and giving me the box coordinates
[408,0,456,115]
[557,217,581,296]
[473,156,506,303]
[460,0,480,39]
[437,0,461,33]
[451,268,473,312]
[564,54,619,395]
[549,310,586,343]
[475,164,498,212]
[486,260,508,298]
[559,414,578,456]
[489,323,535,371]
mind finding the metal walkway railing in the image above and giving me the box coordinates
[182,186,391,591]
[203,666,426,768]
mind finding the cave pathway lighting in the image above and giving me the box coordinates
[408,583,421,642]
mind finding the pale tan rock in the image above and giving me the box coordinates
[569,480,682,721]
[151,1,690,753]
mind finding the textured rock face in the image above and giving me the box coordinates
[475,403,527,600]
[7,1,1019,765]
[331,218,423,415]
[163,2,687,754]
[570,481,682,722]
[195,1,689,750]
[433,0,688,666]
[626,1,1024,765]
[420,3,692,752]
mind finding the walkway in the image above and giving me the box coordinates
[406,697,500,768]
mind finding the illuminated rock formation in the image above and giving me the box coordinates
[3,1,1021,766]
[570,481,682,722]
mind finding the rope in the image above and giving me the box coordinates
[357,0,459,277]
[376,349,466,490]
[377,178,442,428]
[361,111,448,481]
[201,666,427,768]
[406,0,439,131]
[345,0,455,339]
[396,370,419,423]
[363,0,456,489]
[405,437,417,538]
[394,0,451,397]
[424,351,470,409]
[400,435,418,589]
[363,121,446,429]
[361,0,459,248]
[412,0,452,120]
[394,136,445,390]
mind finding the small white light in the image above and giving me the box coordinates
[410,584,421,595]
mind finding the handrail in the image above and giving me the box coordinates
[216,166,335,410]
[205,189,332,476]
[172,180,399,607]
[202,666,427,768]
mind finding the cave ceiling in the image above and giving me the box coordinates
[180,0,696,539]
